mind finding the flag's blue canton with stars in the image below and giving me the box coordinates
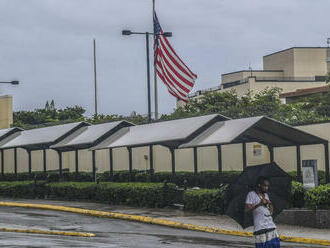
[153,13,161,50]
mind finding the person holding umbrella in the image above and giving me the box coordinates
[226,162,291,247]
[245,176,280,248]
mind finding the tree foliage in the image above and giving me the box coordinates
[13,101,86,129]
[13,87,330,129]
[161,87,330,125]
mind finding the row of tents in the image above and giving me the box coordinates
[0,114,328,183]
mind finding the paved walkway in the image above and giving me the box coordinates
[4,198,329,242]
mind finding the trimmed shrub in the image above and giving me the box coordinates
[183,185,228,214]
[100,170,239,188]
[96,182,177,207]
[317,171,327,185]
[0,170,240,188]
[0,181,177,208]
[288,170,326,185]
[289,181,305,208]
[0,181,45,198]
[305,184,330,210]
[46,182,98,200]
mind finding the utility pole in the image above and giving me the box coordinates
[93,39,98,116]
[146,32,152,123]
[152,0,159,120]
[327,38,330,74]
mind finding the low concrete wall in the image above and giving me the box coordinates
[276,209,330,229]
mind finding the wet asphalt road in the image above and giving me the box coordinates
[0,206,325,248]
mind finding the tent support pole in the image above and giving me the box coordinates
[296,145,301,181]
[217,145,222,174]
[57,151,62,178]
[1,149,4,176]
[14,148,18,176]
[75,149,79,178]
[43,149,47,174]
[170,148,176,176]
[149,145,154,175]
[242,142,247,170]
[92,150,96,182]
[128,147,132,175]
[28,150,32,174]
[324,143,329,184]
[193,147,198,175]
[268,146,274,162]
[109,149,113,178]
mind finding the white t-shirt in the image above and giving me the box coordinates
[245,191,276,232]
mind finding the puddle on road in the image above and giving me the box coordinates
[104,231,252,247]
[13,211,58,218]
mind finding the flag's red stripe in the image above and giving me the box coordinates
[167,86,180,99]
[159,37,196,83]
[156,68,186,101]
[156,61,188,98]
[156,62,188,99]
[156,65,185,99]
[168,85,187,102]
[161,35,197,78]
[158,48,194,89]
[168,88,187,102]
[159,37,195,81]
[157,53,191,93]
[157,59,189,97]
[153,17,196,102]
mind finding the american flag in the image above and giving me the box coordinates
[154,13,197,102]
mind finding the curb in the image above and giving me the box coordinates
[0,227,95,237]
[0,201,329,246]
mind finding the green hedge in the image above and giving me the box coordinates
[0,181,37,198]
[0,181,177,208]
[305,184,330,210]
[0,171,93,182]
[183,185,228,214]
[0,170,240,188]
[288,171,327,185]
[98,170,240,188]
[1,170,326,187]
[0,180,328,211]
[183,182,330,213]
[290,181,305,208]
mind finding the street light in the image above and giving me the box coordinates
[0,80,19,85]
[122,29,172,123]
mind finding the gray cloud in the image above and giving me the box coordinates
[0,0,329,116]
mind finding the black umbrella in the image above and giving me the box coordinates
[225,162,292,229]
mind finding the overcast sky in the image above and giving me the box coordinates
[0,0,329,117]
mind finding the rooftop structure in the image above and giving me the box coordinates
[180,47,330,107]
[91,114,228,149]
[280,85,329,103]
[51,121,133,151]
[0,122,89,150]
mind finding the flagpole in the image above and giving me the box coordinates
[93,38,98,116]
[152,0,158,120]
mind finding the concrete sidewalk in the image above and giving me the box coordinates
[3,198,329,242]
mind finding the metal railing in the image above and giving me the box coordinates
[254,76,326,82]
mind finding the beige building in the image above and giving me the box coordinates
[178,47,329,107]
[0,95,13,129]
